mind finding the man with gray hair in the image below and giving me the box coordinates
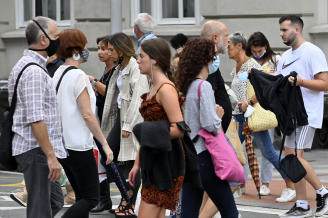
[201,20,232,133]
[8,16,66,218]
[134,13,157,54]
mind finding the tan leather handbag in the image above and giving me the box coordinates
[225,120,246,165]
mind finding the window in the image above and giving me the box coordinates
[16,0,73,28]
[131,0,200,26]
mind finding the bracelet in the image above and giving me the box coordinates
[249,99,254,106]
[91,79,98,87]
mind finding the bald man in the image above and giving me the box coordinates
[201,20,232,133]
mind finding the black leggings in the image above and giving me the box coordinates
[60,149,99,218]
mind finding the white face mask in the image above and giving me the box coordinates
[208,55,221,74]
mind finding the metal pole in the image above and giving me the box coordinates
[110,0,122,34]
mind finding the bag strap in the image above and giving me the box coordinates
[10,63,46,117]
[197,80,205,100]
[192,80,205,143]
[56,66,77,93]
[279,73,299,164]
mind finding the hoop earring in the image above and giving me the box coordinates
[73,53,81,61]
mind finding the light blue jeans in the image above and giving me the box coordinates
[234,114,287,181]
[261,129,274,184]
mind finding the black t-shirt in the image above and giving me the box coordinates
[46,58,64,78]
[96,67,115,122]
[207,68,232,133]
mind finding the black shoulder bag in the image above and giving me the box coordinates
[278,73,307,183]
[0,63,46,171]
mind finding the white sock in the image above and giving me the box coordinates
[296,200,308,210]
[316,186,328,196]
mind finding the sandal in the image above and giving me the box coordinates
[112,198,128,213]
[111,189,134,214]
[115,202,136,218]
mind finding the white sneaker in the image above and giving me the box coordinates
[233,187,242,199]
[276,188,296,203]
[260,185,271,196]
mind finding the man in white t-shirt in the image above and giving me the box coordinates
[277,15,328,218]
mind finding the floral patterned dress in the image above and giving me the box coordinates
[139,83,184,210]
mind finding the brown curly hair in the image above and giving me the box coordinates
[175,37,215,96]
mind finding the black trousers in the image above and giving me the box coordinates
[60,149,99,218]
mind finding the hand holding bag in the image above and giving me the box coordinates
[197,80,245,183]
[246,82,278,132]
[278,75,306,183]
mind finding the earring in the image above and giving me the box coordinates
[118,56,124,65]
[73,53,81,61]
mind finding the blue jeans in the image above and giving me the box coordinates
[181,150,239,218]
[234,114,287,180]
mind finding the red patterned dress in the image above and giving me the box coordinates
[139,84,184,210]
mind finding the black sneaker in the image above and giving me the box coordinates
[279,203,313,218]
[315,193,328,216]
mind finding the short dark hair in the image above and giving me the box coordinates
[170,33,188,50]
[96,35,110,48]
[279,15,304,29]
[56,29,87,59]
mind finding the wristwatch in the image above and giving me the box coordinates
[91,79,98,87]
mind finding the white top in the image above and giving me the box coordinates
[276,42,328,128]
[53,65,96,151]
[116,66,129,109]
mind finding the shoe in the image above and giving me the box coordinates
[90,179,112,213]
[315,193,328,216]
[233,187,242,199]
[260,185,271,196]
[115,201,137,218]
[279,204,313,218]
[90,197,112,213]
[63,194,75,208]
[10,192,27,207]
[240,187,246,195]
[276,188,296,203]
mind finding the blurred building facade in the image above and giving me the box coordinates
[1,0,328,80]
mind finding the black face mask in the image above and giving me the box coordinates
[30,19,60,57]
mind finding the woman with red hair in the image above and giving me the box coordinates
[53,29,113,218]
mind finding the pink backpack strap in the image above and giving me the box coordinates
[197,80,205,100]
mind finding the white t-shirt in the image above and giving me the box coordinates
[53,65,96,151]
[116,66,128,109]
[276,42,328,128]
